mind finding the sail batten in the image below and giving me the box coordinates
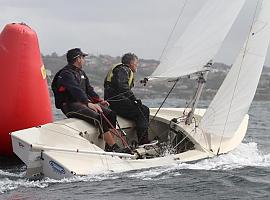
[200,0,270,138]
[150,0,246,79]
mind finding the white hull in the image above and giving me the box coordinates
[11,108,248,179]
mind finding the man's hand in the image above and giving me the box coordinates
[94,104,103,113]
[99,100,110,107]
[87,102,103,113]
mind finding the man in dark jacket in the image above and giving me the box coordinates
[52,48,128,153]
[104,53,149,145]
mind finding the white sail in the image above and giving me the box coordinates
[150,0,246,79]
[200,0,270,138]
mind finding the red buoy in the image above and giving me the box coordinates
[0,23,53,156]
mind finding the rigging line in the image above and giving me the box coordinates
[170,127,215,156]
[105,93,135,102]
[104,90,131,101]
[115,119,128,137]
[216,0,261,155]
[61,109,129,147]
[41,127,87,141]
[100,112,130,149]
[53,122,82,133]
[171,132,190,153]
[65,111,104,133]
[56,105,107,135]
[190,128,216,156]
[150,78,179,124]
[47,105,102,134]
[183,77,201,115]
[91,139,109,169]
[158,0,189,61]
[201,129,211,152]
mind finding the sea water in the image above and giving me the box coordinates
[0,99,269,199]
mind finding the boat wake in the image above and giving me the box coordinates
[180,142,270,171]
[0,142,269,194]
[123,142,270,180]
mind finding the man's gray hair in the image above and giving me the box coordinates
[121,53,138,65]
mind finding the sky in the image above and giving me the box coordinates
[0,0,269,66]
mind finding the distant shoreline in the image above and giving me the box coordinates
[44,54,270,102]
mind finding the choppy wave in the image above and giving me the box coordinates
[180,142,270,170]
[0,178,48,194]
[1,141,269,194]
[0,169,24,178]
[123,142,270,180]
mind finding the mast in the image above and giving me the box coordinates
[185,61,212,125]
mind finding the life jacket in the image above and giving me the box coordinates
[51,68,66,109]
[51,65,85,109]
[105,63,134,87]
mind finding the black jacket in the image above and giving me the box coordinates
[104,64,136,102]
[52,64,101,109]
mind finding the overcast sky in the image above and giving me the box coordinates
[1,0,269,66]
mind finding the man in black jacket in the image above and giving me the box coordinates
[52,48,128,153]
[104,53,149,145]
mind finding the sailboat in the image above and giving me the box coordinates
[11,0,270,179]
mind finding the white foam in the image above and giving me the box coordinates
[112,142,270,180]
[0,169,25,178]
[183,142,270,170]
[0,178,48,194]
[126,165,179,180]
[0,173,119,194]
[42,172,120,184]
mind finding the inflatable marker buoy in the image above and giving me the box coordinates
[0,23,53,156]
